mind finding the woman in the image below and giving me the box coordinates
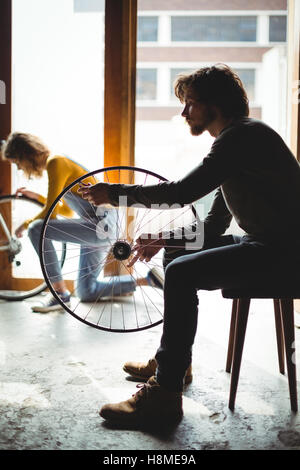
[1,133,162,313]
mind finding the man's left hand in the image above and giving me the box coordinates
[127,234,164,267]
[77,182,110,205]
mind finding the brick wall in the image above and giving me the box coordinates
[138,47,271,63]
[138,0,287,11]
[136,106,261,120]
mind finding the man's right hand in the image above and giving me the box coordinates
[77,182,110,205]
[127,234,165,267]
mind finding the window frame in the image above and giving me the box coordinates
[0,1,300,289]
[170,15,258,43]
[0,0,12,290]
[136,62,260,107]
[136,67,158,102]
[137,15,159,43]
[137,10,288,47]
[0,0,138,289]
[269,14,288,43]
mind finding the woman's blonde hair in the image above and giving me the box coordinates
[1,132,50,178]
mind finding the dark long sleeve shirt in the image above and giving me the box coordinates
[108,118,300,244]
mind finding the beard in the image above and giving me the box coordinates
[190,124,206,136]
[188,106,217,136]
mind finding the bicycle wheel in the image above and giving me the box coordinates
[40,166,198,332]
[0,194,66,301]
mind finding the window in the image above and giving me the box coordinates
[170,68,194,101]
[73,0,104,13]
[11,0,105,282]
[170,68,256,103]
[0,80,5,104]
[137,69,157,100]
[269,15,287,42]
[236,69,255,102]
[138,16,158,42]
[136,4,288,224]
[171,16,257,42]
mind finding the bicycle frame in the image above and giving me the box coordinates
[0,211,12,248]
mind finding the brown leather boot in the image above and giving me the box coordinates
[99,376,183,426]
[123,357,193,385]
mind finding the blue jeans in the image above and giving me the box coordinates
[28,193,136,301]
[155,234,300,392]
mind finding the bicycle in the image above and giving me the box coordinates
[39,166,197,333]
[0,193,66,301]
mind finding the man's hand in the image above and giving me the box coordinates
[15,187,40,201]
[15,222,27,238]
[127,234,165,267]
[77,182,110,205]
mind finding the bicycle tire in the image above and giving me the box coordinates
[0,194,66,301]
[40,166,197,332]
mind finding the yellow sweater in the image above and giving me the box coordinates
[24,155,96,228]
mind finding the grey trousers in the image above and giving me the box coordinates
[28,192,136,301]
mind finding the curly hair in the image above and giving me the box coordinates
[174,63,249,119]
[1,132,50,178]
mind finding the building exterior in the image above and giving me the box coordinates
[134,0,288,227]
[136,0,288,134]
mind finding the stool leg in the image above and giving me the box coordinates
[280,299,298,412]
[229,298,251,411]
[226,298,238,373]
[273,299,285,375]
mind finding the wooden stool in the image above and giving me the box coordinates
[222,289,298,412]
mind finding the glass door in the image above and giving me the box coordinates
[11,0,105,284]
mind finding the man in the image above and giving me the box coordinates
[79,64,300,426]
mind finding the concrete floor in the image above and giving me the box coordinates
[0,289,300,451]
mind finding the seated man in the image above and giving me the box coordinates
[79,63,300,427]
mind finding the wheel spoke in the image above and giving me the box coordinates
[42,245,111,267]
[40,166,192,332]
[44,222,117,247]
[64,190,99,227]
[120,259,163,319]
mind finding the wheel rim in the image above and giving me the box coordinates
[40,166,197,332]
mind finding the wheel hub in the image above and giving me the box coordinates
[9,237,22,255]
[112,240,132,261]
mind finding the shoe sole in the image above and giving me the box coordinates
[123,366,193,385]
[32,302,71,313]
[99,409,183,427]
[123,365,152,381]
